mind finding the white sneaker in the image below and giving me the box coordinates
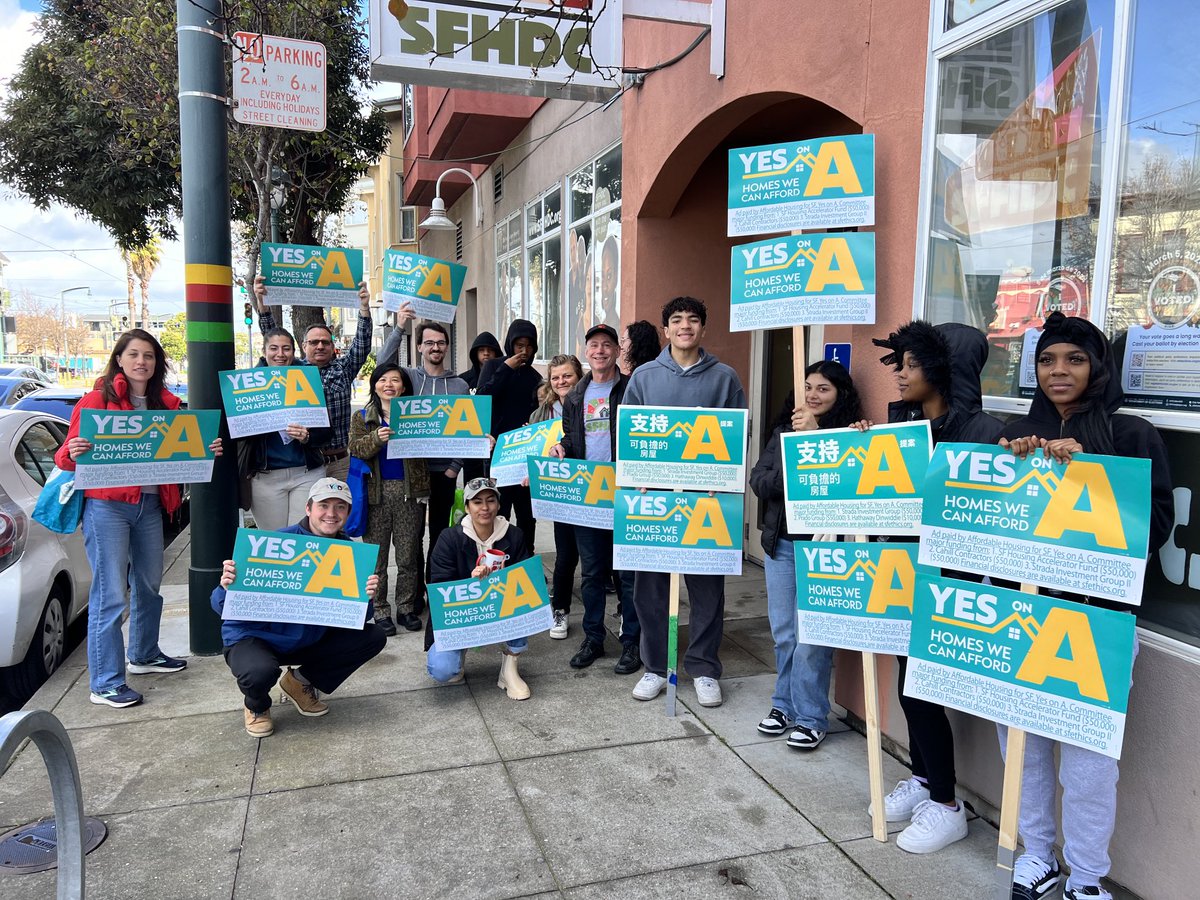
[895,799,968,854]
[549,610,569,640]
[868,777,931,822]
[693,676,722,707]
[632,672,667,701]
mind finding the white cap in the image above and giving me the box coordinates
[307,477,352,505]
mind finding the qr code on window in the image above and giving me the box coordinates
[1131,353,1145,367]
[1129,373,1143,389]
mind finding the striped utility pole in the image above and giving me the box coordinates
[177,0,239,654]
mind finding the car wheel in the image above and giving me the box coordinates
[11,588,68,698]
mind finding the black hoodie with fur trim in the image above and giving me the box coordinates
[476,319,543,435]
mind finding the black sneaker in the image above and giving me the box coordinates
[376,617,398,636]
[756,708,790,736]
[398,612,423,632]
[786,725,826,750]
[1012,854,1061,900]
[569,640,605,669]
[613,643,642,675]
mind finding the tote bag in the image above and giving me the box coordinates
[32,467,85,534]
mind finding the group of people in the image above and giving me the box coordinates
[51,277,1168,900]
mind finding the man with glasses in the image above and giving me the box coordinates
[379,320,469,579]
[254,278,412,481]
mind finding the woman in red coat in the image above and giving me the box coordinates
[55,329,222,708]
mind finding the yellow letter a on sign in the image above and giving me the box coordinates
[856,435,914,495]
[499,567,544,617]
[806,238,864,292]
[316,251,357,288]
[156,416,205,458]
[583,465,616,505]
[443,400,482,435]
[418,263,453,302]
[804,141,863,196]
[681,498,733,546]
[1033,461,1127,550]
[284,369,320,406]
[865,549,915,614]
[681,415,731,461]
[1015,607,1108,702]
[306,545,358,597]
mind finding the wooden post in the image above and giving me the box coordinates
[665,571,681,716]
[995,582,1038,896]
[861,531,888,842]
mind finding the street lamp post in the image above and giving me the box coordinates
[58,286,90,376]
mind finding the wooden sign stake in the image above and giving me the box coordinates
[995,582,1037,896]
[665,571,681,716]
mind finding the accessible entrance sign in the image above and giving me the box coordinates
[233,33,326,132]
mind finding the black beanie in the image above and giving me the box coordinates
[1035,311,1109,361]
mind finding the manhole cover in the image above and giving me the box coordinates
[0,818,107,875]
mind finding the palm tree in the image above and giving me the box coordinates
[129,237,162,330]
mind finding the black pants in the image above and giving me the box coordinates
[498,484,536,548]
[896,655,956,803]
[550,520,579,613]
[224,625,386,714]
[426,469,458,576]
[633,571,724,679]
[462,458,488,482]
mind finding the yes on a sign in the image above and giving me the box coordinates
[219,366,329,439]
[75,409,221,489]
[490,420,564,487]
[386,395,492,459]
[381,249,467,322]
[232,32,326,132]
[527,456,617,530]
[427,556,552,652]
[260,243,364,308]
[613,489,744,576]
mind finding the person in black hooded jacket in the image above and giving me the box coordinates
[867,320,1005,855]
[994,312,1172,900]
[477,319,544,545]
[458,331,503,482]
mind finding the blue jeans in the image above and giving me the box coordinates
[764,539,834,731]
[82,496,165,693]
[426,636,527,683]
[575,525,639,648]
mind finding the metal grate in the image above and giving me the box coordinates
[493,166,503,203]
[455,221,463,261]
[0,817,107,875]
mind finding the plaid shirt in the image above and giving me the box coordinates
[260,309,373,452]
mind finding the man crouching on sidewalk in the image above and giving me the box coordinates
[211,478,387,738]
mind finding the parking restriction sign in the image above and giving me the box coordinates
[232,32,326,133]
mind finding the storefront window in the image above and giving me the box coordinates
[924,0,1113,399]
[496,212,523,340]
[522,187,563,360]
[567,144,622,359]
[1104,0,1200,413]
[945,0,1014,30]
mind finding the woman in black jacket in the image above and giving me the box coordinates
[750,361,862,753]
[426,478,533,700]
[996,312,1172,900]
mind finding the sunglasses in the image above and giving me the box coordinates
[465,477,498,492]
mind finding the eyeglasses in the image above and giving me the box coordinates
[421,340,448,348]
[305,339,332,346]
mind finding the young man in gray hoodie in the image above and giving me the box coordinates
[623,297,747,708]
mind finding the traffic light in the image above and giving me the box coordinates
[243,302,253,326]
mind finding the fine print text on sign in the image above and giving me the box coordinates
[260,243,364,309]
[222,528,379,630]
[782,421,933,536]
[905,572,1137,759]
[730,233,877,331]
[613,489,744,576]
[386,395,492,459]
[918,444,1152,605]
[727,135,876,237]
[616,406,748,494]
[428,556,552,652]
[490,420,564,487]
[381,249,467,323]
[795,541,918,656]
[527,456,617,530]
[75,409,221,489]
[232,32,326,132]
[219,366,329,439]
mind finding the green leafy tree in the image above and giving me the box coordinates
[158,312,188,364]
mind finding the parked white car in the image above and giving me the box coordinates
[0,410,91,700]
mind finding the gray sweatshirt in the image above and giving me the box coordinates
[377,327,468,472]
[624,346,747,410]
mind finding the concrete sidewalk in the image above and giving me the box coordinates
[1,528,1002,899]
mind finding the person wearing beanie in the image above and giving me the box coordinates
[458,331,504,482]
[997,312,1173,900]
[866,320,1005,854]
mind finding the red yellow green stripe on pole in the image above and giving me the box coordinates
[185,263,234,342]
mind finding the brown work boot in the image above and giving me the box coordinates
[243,705,274,738]
[280,668,329,717]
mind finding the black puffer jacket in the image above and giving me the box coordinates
[477,319,543,435]
[750,422,805,558]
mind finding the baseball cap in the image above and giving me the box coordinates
[463,477,501,501]
[584,324,619,344]
[307,477,353,505]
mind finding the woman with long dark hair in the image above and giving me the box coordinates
[55,329,223,708]
[349,363,430,635]
[749,360,862,749]
[620,320,661,374]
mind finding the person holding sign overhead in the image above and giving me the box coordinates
[749,361,863,750]
[623,297,746,708]
[55,329,224,708]
[998,312,1173,900]
[869,320,1004,853]
[211,478,386,738]
[426,477,533,699]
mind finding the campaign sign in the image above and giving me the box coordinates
[386,395,492,459]
[919,444,1152,605]
[905,572,1137,759]
[616,406,748,494]
[727,135,876,237]
[428,556,552,652]
[782,422,932,536]
[613,489,743,576]
[381,249,467,322]
[75,409,221,489]
[795,542,918,655]
[219,366,329,438]
[730,233,876,331]
[222,528,378,630]
[261,243,364,308]
[490,420,564,487]
[527,456,616,529]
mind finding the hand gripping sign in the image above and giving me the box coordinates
[427,556,552,651]
[386,395,492,459]
[223,528,379,630]
[75,409,221,489]
[219,366,329,438]
[616,405,748,494]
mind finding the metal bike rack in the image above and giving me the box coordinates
[0,710,85,899]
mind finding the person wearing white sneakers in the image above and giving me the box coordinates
[426,478,533,700]
[624,298,746,709]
